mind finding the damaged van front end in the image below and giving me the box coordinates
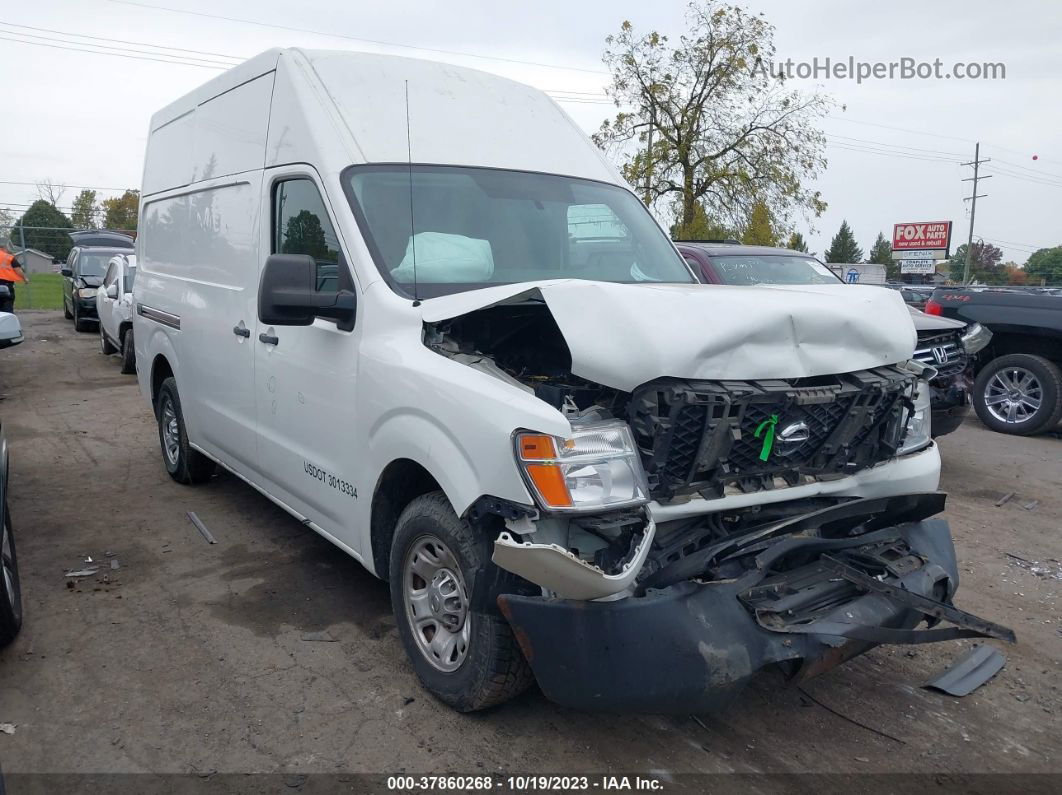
[424,280,1014,713]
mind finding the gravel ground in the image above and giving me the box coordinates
[0,312,1059,788]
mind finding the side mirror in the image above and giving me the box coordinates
[61,268,73,278]
[258,254,356,332]
[106,284,118,300]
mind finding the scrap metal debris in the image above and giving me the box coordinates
[994,492,1015,507]
[1022,500,1040,511]
[923,645,1006,697]
[63,568,99,578]
[0,723,15,735]
[187,511,217,544]
[1006,553,1062,581]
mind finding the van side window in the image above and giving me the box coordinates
[273,179,341,294]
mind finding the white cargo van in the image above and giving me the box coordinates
[135,49,1011,713]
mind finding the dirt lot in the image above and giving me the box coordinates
[1,312,1060,786]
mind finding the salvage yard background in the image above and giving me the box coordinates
[0,312,1059,779]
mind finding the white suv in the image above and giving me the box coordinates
[96,254,137,373]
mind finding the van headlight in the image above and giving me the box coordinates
[515,420,649,512]
[899,380,933,455]
[78,287,98,299]
[961,322,992,355]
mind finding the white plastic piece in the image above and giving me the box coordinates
[492,518,656,601]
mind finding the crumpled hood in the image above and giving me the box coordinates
[421,280,917,392]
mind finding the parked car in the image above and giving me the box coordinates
[0,313,24,350]
[134,50,1009,714]
[882,283,934,311]
[62,232,134,333]
[96,254,138,373]
[674,242,979,437]
[928,288,1062,434]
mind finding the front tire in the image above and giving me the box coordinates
[100,324,117,355]
[120,329,136,374]
[155,377,216,484]
[973,354,1062,435]
[389,492,533,712]
[0,506,23,648]
[73,304,91,333]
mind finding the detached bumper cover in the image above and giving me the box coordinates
[499,516,1011,714]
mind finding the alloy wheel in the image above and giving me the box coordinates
[160,397,180,466]
[983,367,1043,425]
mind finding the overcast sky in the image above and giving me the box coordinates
[2,0,1059,263]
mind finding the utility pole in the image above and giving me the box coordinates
[961,142,991,284]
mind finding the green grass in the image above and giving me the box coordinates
[14,272,65,311]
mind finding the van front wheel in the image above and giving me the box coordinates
[155,377,216,484]
[389,491,533,712]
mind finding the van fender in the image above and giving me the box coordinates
[367,408,531,520]
[136,319,180,406]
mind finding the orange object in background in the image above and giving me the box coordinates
[0,250,28,283]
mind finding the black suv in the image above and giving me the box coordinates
[61,230,134,332]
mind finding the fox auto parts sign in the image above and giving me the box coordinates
[892,222,952,254]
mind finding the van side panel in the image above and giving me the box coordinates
[142,112,194,196]
[192,73,274,183]
[139,178,263,471]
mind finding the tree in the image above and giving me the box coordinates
[785,232,808,252]
[593,1,830,238]
[1024,246,1062,286]
[281,211,329,260]
[824,220,863,263]
[741,200,777,246]
[1001,261,1027,286]
[948,241,1004,284]
[35,178,67,207]
[101,190,140,232]
[668,201,736,240]
[867,231,897,280]
[70,189,100,229]
[8,200,73,259]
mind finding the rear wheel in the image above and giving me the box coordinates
[0,506,23,648]
[155,377,216,484]
[100,324,117,355]
[390,492,533,712]
[973,354,1062,435]
[120,329,136,374]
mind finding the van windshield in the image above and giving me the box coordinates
[343,165,694,297]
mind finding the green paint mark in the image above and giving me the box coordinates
[754,414,779,461]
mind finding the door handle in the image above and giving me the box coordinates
[232,325,250,338]
[259,333,279,346]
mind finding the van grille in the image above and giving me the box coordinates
[628,367,916,501]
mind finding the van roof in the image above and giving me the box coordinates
[146,49,623,194]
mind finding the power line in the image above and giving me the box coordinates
[0,20,245,61]
[991,166,1062,190]
[105,0,608,75]
[825,141,960,164]
[824,132,966,158]
[0,26,234,67]
[991,157,1062,181]
[0,32,224,68]
[0,181,131,191]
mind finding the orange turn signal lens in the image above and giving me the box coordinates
[518,433,557,461]
[524,463,573,508]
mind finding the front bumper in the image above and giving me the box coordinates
[75,295,98,318]
[929,376,969,438]
[499,512,1008,714]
